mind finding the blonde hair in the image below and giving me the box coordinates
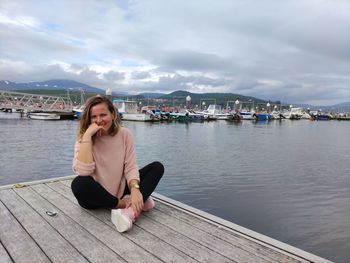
[77,95,121,141]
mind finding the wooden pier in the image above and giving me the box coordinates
[0,176,332,263]
[0,90,73,113]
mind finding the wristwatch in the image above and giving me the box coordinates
[131,183,140,189]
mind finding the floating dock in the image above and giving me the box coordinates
[0,176,332,263]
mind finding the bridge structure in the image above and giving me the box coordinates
[0,90,74,113]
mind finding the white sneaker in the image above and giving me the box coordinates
[111,208,134,232]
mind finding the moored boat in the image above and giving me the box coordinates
[282,107,304,119]
[185,110,205,121]
[153,109,171,121]
[169,112,191,121]
[27,112,60,120]
[271,110,285,120]
[239,110,256,120]
[113,99,157,122]
[311,113,332,121]
[310,110,333,121]
[254,112,273,121]
[225,112,242,122]
[200,104,233,120]
[73,105,85,118]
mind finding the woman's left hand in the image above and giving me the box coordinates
[128,188,144,215]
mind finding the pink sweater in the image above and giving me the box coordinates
[72,127,140,198]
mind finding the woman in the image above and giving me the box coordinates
[71,95,164,232]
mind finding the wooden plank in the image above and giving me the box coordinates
[49,181,268,263]
[0,175,75,191]
[13,187,125,263]
[0,242,13,263]
[56,180,301,262]
[59,180,290,262]
[3,177,332,263]
[59,181,315,261]
[142,209,291,263]
[40,182,200,262]
[152,199,304,263]
[60,178,74,187]
[52,180,235,262]
[0,189,88,263]
[0,197,50,263]
[153,193,333,263]
[31,183,165,263]
[137,214,244,263]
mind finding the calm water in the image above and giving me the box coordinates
[1,111,350,263]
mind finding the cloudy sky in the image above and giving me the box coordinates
[0,0,349,105]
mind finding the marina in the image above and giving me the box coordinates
[2,90,350,122]
[0,176,332,263]
[0,111,349,263]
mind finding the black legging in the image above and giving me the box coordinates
[71,161,164,209]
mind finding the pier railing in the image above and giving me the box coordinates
[0,90,74,112]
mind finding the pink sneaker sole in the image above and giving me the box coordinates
[143,197,155,212]
[111,209,132,232]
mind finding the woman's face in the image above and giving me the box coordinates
[90,102,115,135]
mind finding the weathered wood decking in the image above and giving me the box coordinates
[0,176,332,263]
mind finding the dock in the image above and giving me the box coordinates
[0,176,332,263]
[0,90,73,113]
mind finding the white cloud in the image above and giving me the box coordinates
[0,0,349,105]
[0,13,40,28]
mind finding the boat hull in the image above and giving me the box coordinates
[121,113,156,121]
[312,114,332,121]
[255,113,273,121]
[28,112,60,120]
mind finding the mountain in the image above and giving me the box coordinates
[0,80,17,89]
[160,90,269,107]
[319,102,350,113]
[291,102,350,113]
[0,79,132,98]
[138,92,165,99]
[0,79,105,93]
[1,80,349,111]
[290,103,316,110]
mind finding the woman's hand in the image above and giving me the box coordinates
[127,188,144,215]
[85,123,103,138]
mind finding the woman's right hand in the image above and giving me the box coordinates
[84,123,103,138]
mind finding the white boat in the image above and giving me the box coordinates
[185,110,205,121]
[300,112,311,119]
[72,105,85,118]
[123,112,156,121]
[239,110,256,120]
[282,107,304,119]
[27,112,60,120]
[200,104,233,120]
[270,110,285,120]
[113,99,157,122]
